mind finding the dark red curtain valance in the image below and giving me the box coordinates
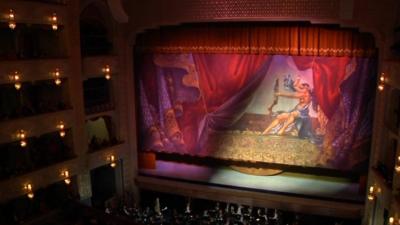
[135,23,376,57]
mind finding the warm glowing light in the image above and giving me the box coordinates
[389,217,394,225]
[9,10,15,19]
[27,192,34,199]
[10,71,22,90]
[367,185,379,201]
[103,65,111,80]
[61,170,71,184]
[57,121,66,137]
[51,13,58,30]
[378,72,387,91]
[108,155,117,168]
[24,183,34,198]
[9,22,16,30]
[64,178,71,185]
[17,129,26,139]
[57,122,65,130]
[52,68,62,85]
[14,82,21,90]
[103,65,111,73]
[55,78,62,85]
[20,140,27,147]
[395,156,400,173]
[17,130,27,147]
[8,9,16,30]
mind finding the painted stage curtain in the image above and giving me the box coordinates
[139,54,273,154]
[136,23,377,171]
[136,23,376,57]
[137,53,376,170]
[291,56,376,168]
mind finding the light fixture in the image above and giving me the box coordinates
[10,71,22,90]
[108,155,117,168]
[394,155,400,173]
[377,72,387,91]
[8,9,16,30]
[24,183,34,199]
[367,186,375,200]
[57,121,66,137]
[17,129,27,147]
[367,185,380,201]
[389,217,394,225]
[61,170,71,185]
[102,65,111,80]
[51,13,58,30]
[388,216,400,225]
[52,68,62,85]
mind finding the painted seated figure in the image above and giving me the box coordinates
[262,76,316,140]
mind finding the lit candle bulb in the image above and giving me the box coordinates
[8,9,16,30]
[17,130,27,147]
[20,140,27,147]
[57,121,66,137]
[53,68,62,85]
[395,156,400,173]
[64,178,71,185]
[12,71,22,90]
[62,170,71,185]
[103,65,111,80]
[55,78,62,85]
[377,84,384,91]
[25,184,34,198]
[109,155,116,168]
[51,13,58,30]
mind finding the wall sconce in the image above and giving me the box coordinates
[24,183,34,199]
[8,9,16,30]
[17,129,27,147]
[102,65,111,80]
[390,217,394,225]
[377,72,387,91]
[57,121,66,137]
[52,68,62,85]
[10,71,22,90]
[367,185,380,201]
[108,155,117,168]
[395,156,400,173]
[61,170,71,185]
[389,216,400,225]
[51,13,58,30]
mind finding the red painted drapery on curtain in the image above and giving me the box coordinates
[136,22,377,170]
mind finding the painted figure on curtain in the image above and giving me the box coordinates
[137,53,376,172]
[263,77,314,136]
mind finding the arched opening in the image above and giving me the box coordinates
[80,2,114,56]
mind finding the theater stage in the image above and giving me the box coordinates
[137,160,364,218]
